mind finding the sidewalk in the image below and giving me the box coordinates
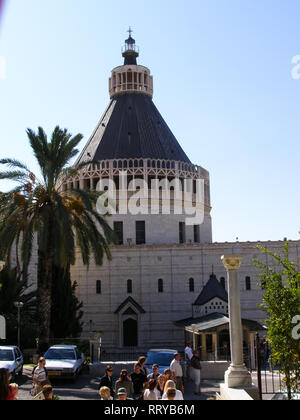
[183,378,221,400]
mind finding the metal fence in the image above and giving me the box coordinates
[100,349,142,363]
[252,333,284,400]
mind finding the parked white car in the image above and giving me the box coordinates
[0,346,24,380]
[44,345,85,382]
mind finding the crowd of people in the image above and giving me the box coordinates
[98,345,202,401]
[0,343,202,401]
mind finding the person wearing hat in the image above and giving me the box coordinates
[117,387,133,400]
[98,365,114,398]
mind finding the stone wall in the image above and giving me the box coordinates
[71,240,300,351]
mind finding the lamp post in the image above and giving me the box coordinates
[14,302,24,348]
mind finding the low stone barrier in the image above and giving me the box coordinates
[200,361,230,380]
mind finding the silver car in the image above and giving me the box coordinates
[0,346,24,380]
[44,345,85,382]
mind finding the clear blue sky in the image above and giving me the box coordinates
[0,0,299,243]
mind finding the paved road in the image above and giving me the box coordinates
[16,367,100,400]
[15,367,220,401]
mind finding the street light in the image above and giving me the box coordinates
[14,302,24,348]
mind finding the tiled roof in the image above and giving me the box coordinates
[175,313,265,332]
[77,93,191,163]
[193,273,228,306]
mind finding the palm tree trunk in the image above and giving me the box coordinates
[37,250,54,352]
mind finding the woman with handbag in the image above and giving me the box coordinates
[32,357,51,396]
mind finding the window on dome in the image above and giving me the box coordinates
[179,222,186,244]
[114,222,124,245]
[194,225,200,243]
[136,221,146,245]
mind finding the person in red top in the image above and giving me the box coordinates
[0,368,18,400]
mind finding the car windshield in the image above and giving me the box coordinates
[146,352,175,366]
[44,349,76,360]
[0,349,14,361]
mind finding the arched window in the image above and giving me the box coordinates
[96,280,101,295]
[246,276,251,291]
[127,279,133,294]
[158,279,164,293]
[220,277,226,290]
[189,278,195,292]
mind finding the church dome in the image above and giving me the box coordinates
[76,31,191,165]
[65,31,213,247]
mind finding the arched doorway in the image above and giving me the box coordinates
[123,318,138,347]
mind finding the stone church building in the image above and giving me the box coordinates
[62,33,300,353]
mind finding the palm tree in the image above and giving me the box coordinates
[0,126,114,347]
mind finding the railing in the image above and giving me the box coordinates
[100,350,145,363]
[122,44,140,54]
[251,334,284,400]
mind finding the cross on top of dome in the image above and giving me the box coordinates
[122,27,139,65]
[127,26,134,41]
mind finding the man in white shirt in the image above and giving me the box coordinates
[170,353,183,393]
[184,342,193,381]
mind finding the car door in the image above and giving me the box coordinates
[75,348,84,372]
[16,347,23,371]
[13,348,20,373]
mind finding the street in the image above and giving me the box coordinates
[15,367,220,401]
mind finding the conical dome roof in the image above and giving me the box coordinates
[78,94,191,163]
[76,34,191,165]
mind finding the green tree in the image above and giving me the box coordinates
[254,242,300,400]
[50,265,83,340]
[0,126,114,348]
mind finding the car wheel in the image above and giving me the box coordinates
[11,371,16,382]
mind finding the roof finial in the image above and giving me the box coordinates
[127,26,133,38]
[122,28,139,65]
